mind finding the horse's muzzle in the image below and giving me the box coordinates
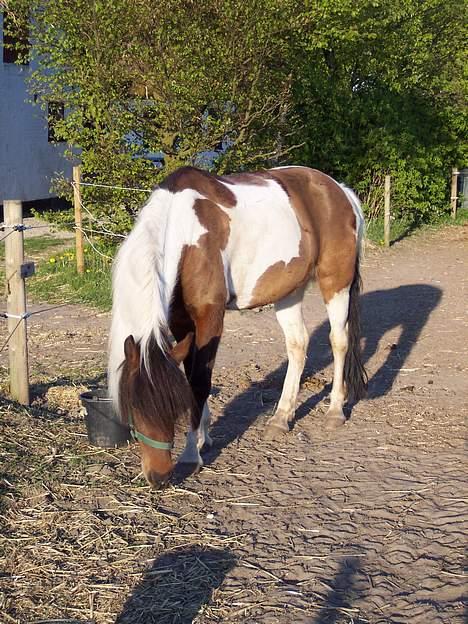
[145,469,173,489]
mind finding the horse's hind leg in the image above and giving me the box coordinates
[323,286,350,429]
[265,288,308,438]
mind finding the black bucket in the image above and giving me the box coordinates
[80,389,132,448]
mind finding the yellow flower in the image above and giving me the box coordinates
[49,257,56,264]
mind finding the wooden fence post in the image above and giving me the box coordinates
[450,168,459,219]
[4,200,30,405]
[384,174,391,247]
[73,165,85,274]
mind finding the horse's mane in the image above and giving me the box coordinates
[119,333,197,436]
[108,184,197,409]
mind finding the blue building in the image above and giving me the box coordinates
[0,12,71,207]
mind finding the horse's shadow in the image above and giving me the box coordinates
[115,546,236,623]
[198,284,441,468]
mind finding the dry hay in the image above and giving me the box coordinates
[0,401,241,624]
[41,384,89,416]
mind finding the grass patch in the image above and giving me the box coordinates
[25,235,71,256]
[0,234,70,260]
[366,208,468,246]
[366,215,415,245]
[28,244,112,310]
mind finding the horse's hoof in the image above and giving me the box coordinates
[178,456,203,470]
[264,423,289,440]
[324,413,346,429]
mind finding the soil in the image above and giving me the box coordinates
[0,224,466,623]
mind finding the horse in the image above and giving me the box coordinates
[108,165,367,488]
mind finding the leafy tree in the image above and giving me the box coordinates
[292,0,467,221]
[3,0,301,236]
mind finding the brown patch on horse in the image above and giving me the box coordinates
[179,236,227,315]
[248,237,313,308]
[174,198,228,419]
[269,168,358,304]
[170,331,194,364]
[160,166,236,208]
[192,198,231,249]
[175,197,229,330]
[168,195,229,358]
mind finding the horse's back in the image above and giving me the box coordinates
[158,166,361,310]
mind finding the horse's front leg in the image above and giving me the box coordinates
[178,304,224,469]
[178,402,213,467]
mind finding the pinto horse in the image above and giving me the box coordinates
[108,165,367,488]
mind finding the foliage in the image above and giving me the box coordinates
[3,0,466,233]
[291,0,467,223]
[4,0,301,236]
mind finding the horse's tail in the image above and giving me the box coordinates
[340,185,367,403]
[343,254,368,402]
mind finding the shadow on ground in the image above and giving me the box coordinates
[115,546,236,624]
[312,556,367,624]
[199,284,441,468]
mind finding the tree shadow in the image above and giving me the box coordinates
[198,284,441,468]
[115,546,236,624]
[312,556,366,624]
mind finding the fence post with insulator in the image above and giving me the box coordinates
[4,200,30,405]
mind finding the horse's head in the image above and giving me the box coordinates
[119,333,194,489]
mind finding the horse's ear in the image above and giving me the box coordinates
[170,332,194,364]
[124,335,140,370]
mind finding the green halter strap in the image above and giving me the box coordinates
[127,412,173,451]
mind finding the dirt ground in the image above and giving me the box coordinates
[0,225,467,623]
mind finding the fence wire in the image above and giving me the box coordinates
[0,303,73,355]
[0,178,142,360]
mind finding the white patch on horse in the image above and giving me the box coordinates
[108,188,207,407]
[178,429,202,466]
[178,402,212,467]
[325,287,350,416]
[266,288,308,432]
[219,179,302,309]
[339,183,365,245]
[272,165,310,170]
